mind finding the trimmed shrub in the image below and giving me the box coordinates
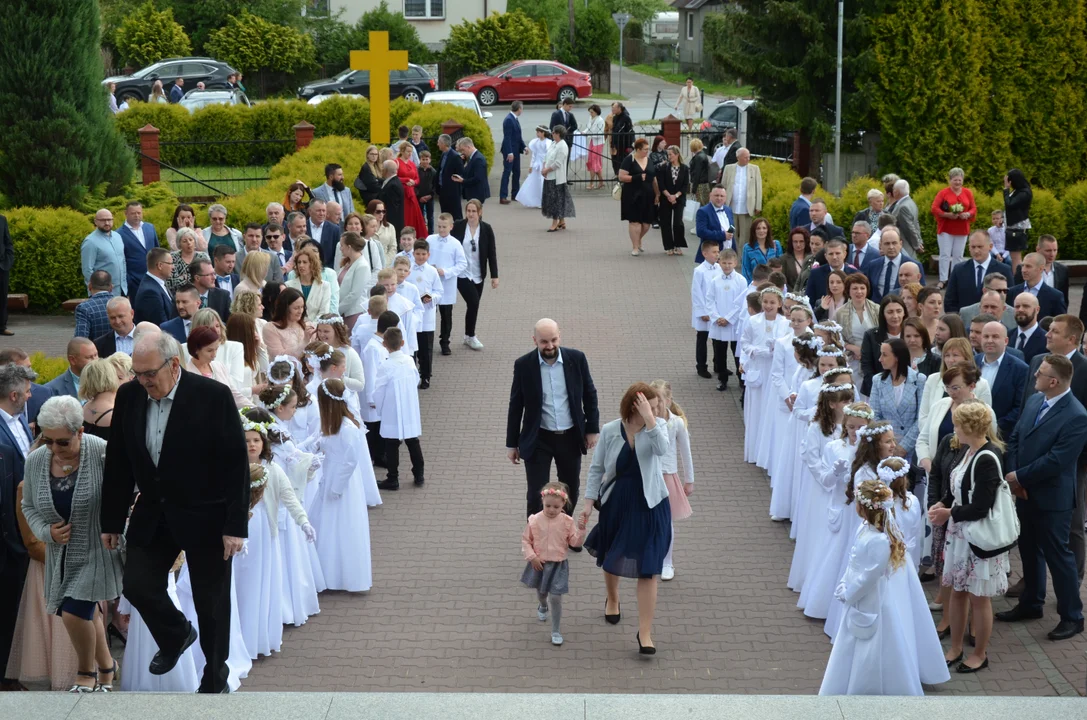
[1062,181,1087,260]
[309,96,371,139]
[401,104,495,172]
[204,11,318,76]
[30,353,70,384]
[442,11,551,82]
[8,206,94,309]
[113,2,191,69]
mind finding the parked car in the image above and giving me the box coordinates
[297,64,435,102]
[179,89,251,113]
[103,57,237,104]
[454,60,592,107]
[422,91,492,120]
[699,99,793,162]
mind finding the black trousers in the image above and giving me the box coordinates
[458,277,483,338]
[384,437,424,481]
[1017,504,1084,621]
[695,330,716,373]
[365,421,386,466]
[438,305,453,350]
[416,331,433,380]
[0,266,9,332]
[712,339,740,380]
[0,549,28,679]
[1070,459,1087,584]
[524,429,583,517]
[123,522,232,693]
[658,201,686,251]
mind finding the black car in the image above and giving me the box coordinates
[297,63,435,103]
[104,57,238,103]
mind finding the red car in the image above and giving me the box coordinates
[455,60,592,107]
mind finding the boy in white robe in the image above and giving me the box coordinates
[425,214,467,356]
[393,256,424,341]
[708,249,743,390]
[691,241,722,380]
[409,239,443,389]
[374,328,424,490]
[377,267,418,354]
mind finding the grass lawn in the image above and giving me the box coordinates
[159,165,271,197]
[590,92,628,101]
[627,62,753,98]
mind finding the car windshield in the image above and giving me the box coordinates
[485,62,516,77]
[431,98,475,110]
[330,67,355,82]
[709,105,739,124]
[131,62,168,79]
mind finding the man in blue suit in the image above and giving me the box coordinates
[305,200,341,270]
[694,185,734,263]
[805,239,858,307]
[1009,293,1047,363]
[499,101,527,204]
[1007,252,1067,320]
[455,137,490,204]
[788,177,818,230]
[976,321,1029,438]
[999,353,1087,640]
[132,248,177,326]
[117,201,159,299]
[944,230,1012,313]
[861,227,926,302]
[44,338,97,400]
[846,222,879,271]
[160,285,200,345]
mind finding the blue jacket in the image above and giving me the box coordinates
[788,197,811,230]
[861,252,927,302]
[132,276,176,326]
[1007,282,1067,321]
[944,257,1013,313]
[160,317,188,345]
[975,351,1029,438]
[1008,391,1087,512]
[740,241,783,282]
[805,262,859,307]
[500,113,526,156]
[460,150,490,203]
[27,383,54,426]
[1009,326,1047,364]
[44,370,78,399]
[694,203,734,263]
[869,367,926,453]
[117,222,159,298]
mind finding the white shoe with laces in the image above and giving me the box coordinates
[661,565,675,581]
[551,632,563,646]
[466,336,484,351]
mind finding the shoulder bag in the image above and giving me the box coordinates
[961,448,1020,558]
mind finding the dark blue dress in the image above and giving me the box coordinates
[584,425,672,579]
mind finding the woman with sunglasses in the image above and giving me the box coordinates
[451,199,499,351]
[20,396,124,692]
[366,199,398,268]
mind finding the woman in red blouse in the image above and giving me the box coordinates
[396,143,429,237]
[930,167,976,289]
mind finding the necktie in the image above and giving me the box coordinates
[1017,332,1027,351]
[976,263,983,293]
[200,295,207,308]
[882,260,894,296]
[1034,399,1050,426]
[334,189,341,205]
[854,248,861,267]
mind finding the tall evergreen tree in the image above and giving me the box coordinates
[0,0,133,208]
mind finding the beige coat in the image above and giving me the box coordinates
[721,162,763,214]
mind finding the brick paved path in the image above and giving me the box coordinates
[4,193,1084,696]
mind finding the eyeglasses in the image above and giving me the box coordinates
[133,358,170,380]
[194,271,215,278]
[1035,370,1060,380]
[470,239,477,252]
[266,234,281,240]
[40,437,73,448]
[942,384,964,393]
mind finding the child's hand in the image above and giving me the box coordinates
[531,558,544,571]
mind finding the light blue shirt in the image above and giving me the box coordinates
[539,350,573,432]
[80,229,127,296]
[1028,279,1044,296]
[980,353,1003,389]
[115,329,135,356]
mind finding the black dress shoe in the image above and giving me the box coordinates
[440,346,452,356]
[605,600,621,624]
[995,605,1044,623]
[419,379,430,390]
[413,476,425,487]
[956,657,989,673]
[377,479,400,491]
[696,369,712,379]
[716,381,728,392]
[945,651,963,666]
[937,626,950,640]
[149,623,197,675]
[1047,618,1085,641]
[636,632,656,655]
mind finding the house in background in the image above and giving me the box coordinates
[332,0,508,49]
[672,0,730,69]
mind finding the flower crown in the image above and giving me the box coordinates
[857,484,895,511]
[262,384,293,411]
[817,346,845,358]
[269,355,298,385]
[877,459,911,483]
[250,466,268,490]
[541,487,568,501]
[315,315,345,326]
[844,406,875,420]
[760,286,784,300]
[786,292,811,308]
[305,347,333,362]
[793,334,822,350]
[240,411,275,436]
[822,367,852,381]
[814,321,842,333]
[319,379,346,402]
[857,423,893,441]
[820,382,854,395]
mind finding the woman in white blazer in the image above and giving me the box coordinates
[336,232,371,329]
[916,363,996,471]
[916,337,992,464]
[579,383,671,655]
[285,245,333,318]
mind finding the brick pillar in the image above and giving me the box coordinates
[660,114,681,149]
[293,121,315,151]
[440,119,464,145]
[137,124,161,185]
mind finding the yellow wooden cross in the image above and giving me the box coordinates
[350,31,409,145]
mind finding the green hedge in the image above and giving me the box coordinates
[401,104,494,175]
[9,207,97,309]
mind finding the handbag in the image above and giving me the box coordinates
[593,475,616,511]
[612,182,622,201]
[961,449,1020,558]
[683,197,699,224]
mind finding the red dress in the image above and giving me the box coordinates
[397,158,429,236]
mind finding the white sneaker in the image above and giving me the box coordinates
[770,515,786,522]
[551,632,563,646]
[466,336,484,351]
[462,336,471,346]
[661,565,675,581]
[537,604,548,621]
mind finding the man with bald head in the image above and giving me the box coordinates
[94,296,136,357]
[1008,251,1067,319]
[1010,291,1046,362]
[897,260,921,288]
[507,319,600,518]
[960,273,1015,330]
[977,320,1029,437]
[44,337,98,398]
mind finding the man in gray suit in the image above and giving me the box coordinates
[960,279,1016,332]
[890,179,923,256]
[44,337,98,399]
[236,224,283,285]
[311,163,354,221]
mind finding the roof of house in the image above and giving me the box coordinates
[671,0,716,9]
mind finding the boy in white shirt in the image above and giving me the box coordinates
[424,214,467,356]
[396,227,416,261]
[374,328,424,491]
[409,239,443,389]
[361,310,398,466]
[377,267,418,355]
[350,293,387,357]
[692,240,722,380]
[735,292,763,407]
[393,256,424,336]
[708,249,743,391]
[988,209,1008,262]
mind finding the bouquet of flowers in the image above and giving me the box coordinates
[950,203,964,214]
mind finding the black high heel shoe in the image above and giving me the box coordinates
[636,632,656,655]
[605,599,621,625]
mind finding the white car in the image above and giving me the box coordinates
[422,91,492,120]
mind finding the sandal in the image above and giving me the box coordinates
[96,661,118,692]
[69,670,97,694]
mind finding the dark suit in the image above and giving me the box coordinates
[117,223,159,299]
[788,197,811,230]
[101,371,249,694]
[26,383,53,427]
[805,263,859,308]
[133,276,177,326]
[862,253,927,302]
[1007,391,1087,622]
[975,352,1029,438]
[0,215,12,333]
[506,347,600,517]
[1009,326,1047,364]
[160,317,188,345]
[0,438,27,679]
[437,149,465,220]
[809,221,845,241]
[944,258,1013,313]
[307,221,341,270]
[1014,262,1069,305]
[859,327,889,397]
[93,329,135,359]
[378,178,406,237]
[201,287,232,322]
[548,108,577,144]
[1007,282,1067,321]
[460,150,490,204]
[694,203,735,263]
[452,219,499,340]
[500,112,526,200]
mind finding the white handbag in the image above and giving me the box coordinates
[961,449,1020,558]
[682,197,699,224]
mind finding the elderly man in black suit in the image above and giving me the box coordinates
[378,160,406,236]
[436,134,464,221]
[454,137,490,204]
[101,332,249,693]
[507,318,599,519]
